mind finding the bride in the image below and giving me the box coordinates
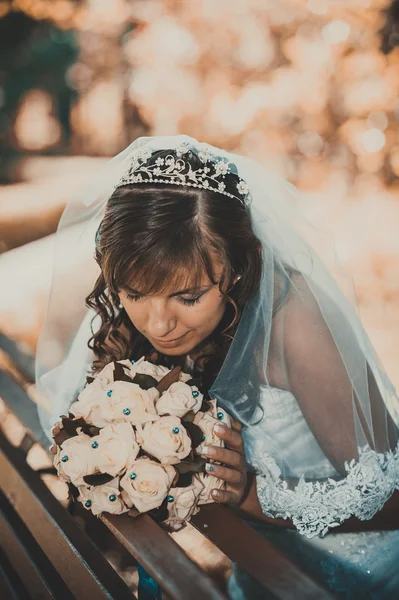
[36,134,399,599]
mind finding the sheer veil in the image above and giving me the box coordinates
[35,134,399,538]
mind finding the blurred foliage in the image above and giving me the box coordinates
[0,11,78,180]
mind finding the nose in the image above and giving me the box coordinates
[146,298,177,339]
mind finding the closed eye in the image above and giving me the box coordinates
[125,292,204,306]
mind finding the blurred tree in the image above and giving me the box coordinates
[0,11,79,180]
[380,0,399,53]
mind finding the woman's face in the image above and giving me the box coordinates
[118,268,227,356]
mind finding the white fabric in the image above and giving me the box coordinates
[244,386,399,538]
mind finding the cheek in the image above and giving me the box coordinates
[120,299,145,328]
[179,294,226,332]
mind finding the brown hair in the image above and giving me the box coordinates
[85,148,263,393]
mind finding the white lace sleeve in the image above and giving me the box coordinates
[252,438,399,539]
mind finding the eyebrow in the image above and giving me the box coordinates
[124,284,214,298]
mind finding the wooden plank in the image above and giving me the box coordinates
[0,489,68,599]
[102,512,227,600]
[0,549,30,600]
[0,430,136,600]
[191,504,336,600]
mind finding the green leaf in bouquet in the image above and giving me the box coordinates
[182,410,195,423]
[182,421,204,449]
[53,427,72,447]
[81,424,101,438]
[83,473,115,486]
[156,366,181,393]
[131,373,158,390]
[174,471,193,488]
[148,497,169,523]
[200,399,212,412]
[161,520,187,533]
[175,456,206,475]
[185,378,202,388]
[67,482,79,500]
[60,415,87,437]
[113,362,134,383]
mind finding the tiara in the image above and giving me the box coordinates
[114,142,252,206]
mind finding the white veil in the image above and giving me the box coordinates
[35,134,399,537]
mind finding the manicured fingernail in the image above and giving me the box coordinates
[205,463,215,472]
[203,446,215,456]
[212,489,221,498]
[214,423,226,434]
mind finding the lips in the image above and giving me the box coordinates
[153,332,188,345]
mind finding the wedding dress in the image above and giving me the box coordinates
[228,385,399,599]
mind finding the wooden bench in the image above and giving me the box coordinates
[0,333,336,599]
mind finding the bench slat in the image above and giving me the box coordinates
[192,504,336,600]
[0,430,136,600]
[103,512,227,600]
[0,492,61,599]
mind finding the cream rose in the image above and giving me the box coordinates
[178,371,192,383]
[207,400,232,428]
[94,362,117,386]
[100,381,159,426]
[91,422,140,477]
[69,378,110,427]
[136,416,192,464]
[193,412,222,456]
[54,431,97,486]
[166,476,204,522]
[119,357,170,381]
[156,382,203,418]
[195,472,225,505]
[78,477,129,516]
[120,457,176,513]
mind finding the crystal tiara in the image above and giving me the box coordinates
[114,141,252,206]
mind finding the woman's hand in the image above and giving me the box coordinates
[202,417,247,507]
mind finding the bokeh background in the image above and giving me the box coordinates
[1,0,399,591]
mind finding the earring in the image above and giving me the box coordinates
[234,275,242,284]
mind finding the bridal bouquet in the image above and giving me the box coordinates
[52,357,231,531]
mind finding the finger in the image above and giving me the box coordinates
[213,423,244,453]
[230,417,242,433]
[205,462,244,485]
[211,488,235,504]
[203,445,242,469]
[49,444,57,455]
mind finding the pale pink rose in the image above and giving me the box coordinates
[120,457,176,513]
[91,422,140,477]
[78,477,129,516]
[136,416,192,465]
[207,400,232,428]
[54,431,97,486]
[194,412,223,456]
[166,476,204,521]
[178,371,192,383]
[100,381,159,426]
[156,382,203,418]
[194,403,232,456]
[195,472,225,505]
[120,356,170,382]
[70,378,110,427]
[93,362,117,386]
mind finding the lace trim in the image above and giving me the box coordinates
[254,444,399,538]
